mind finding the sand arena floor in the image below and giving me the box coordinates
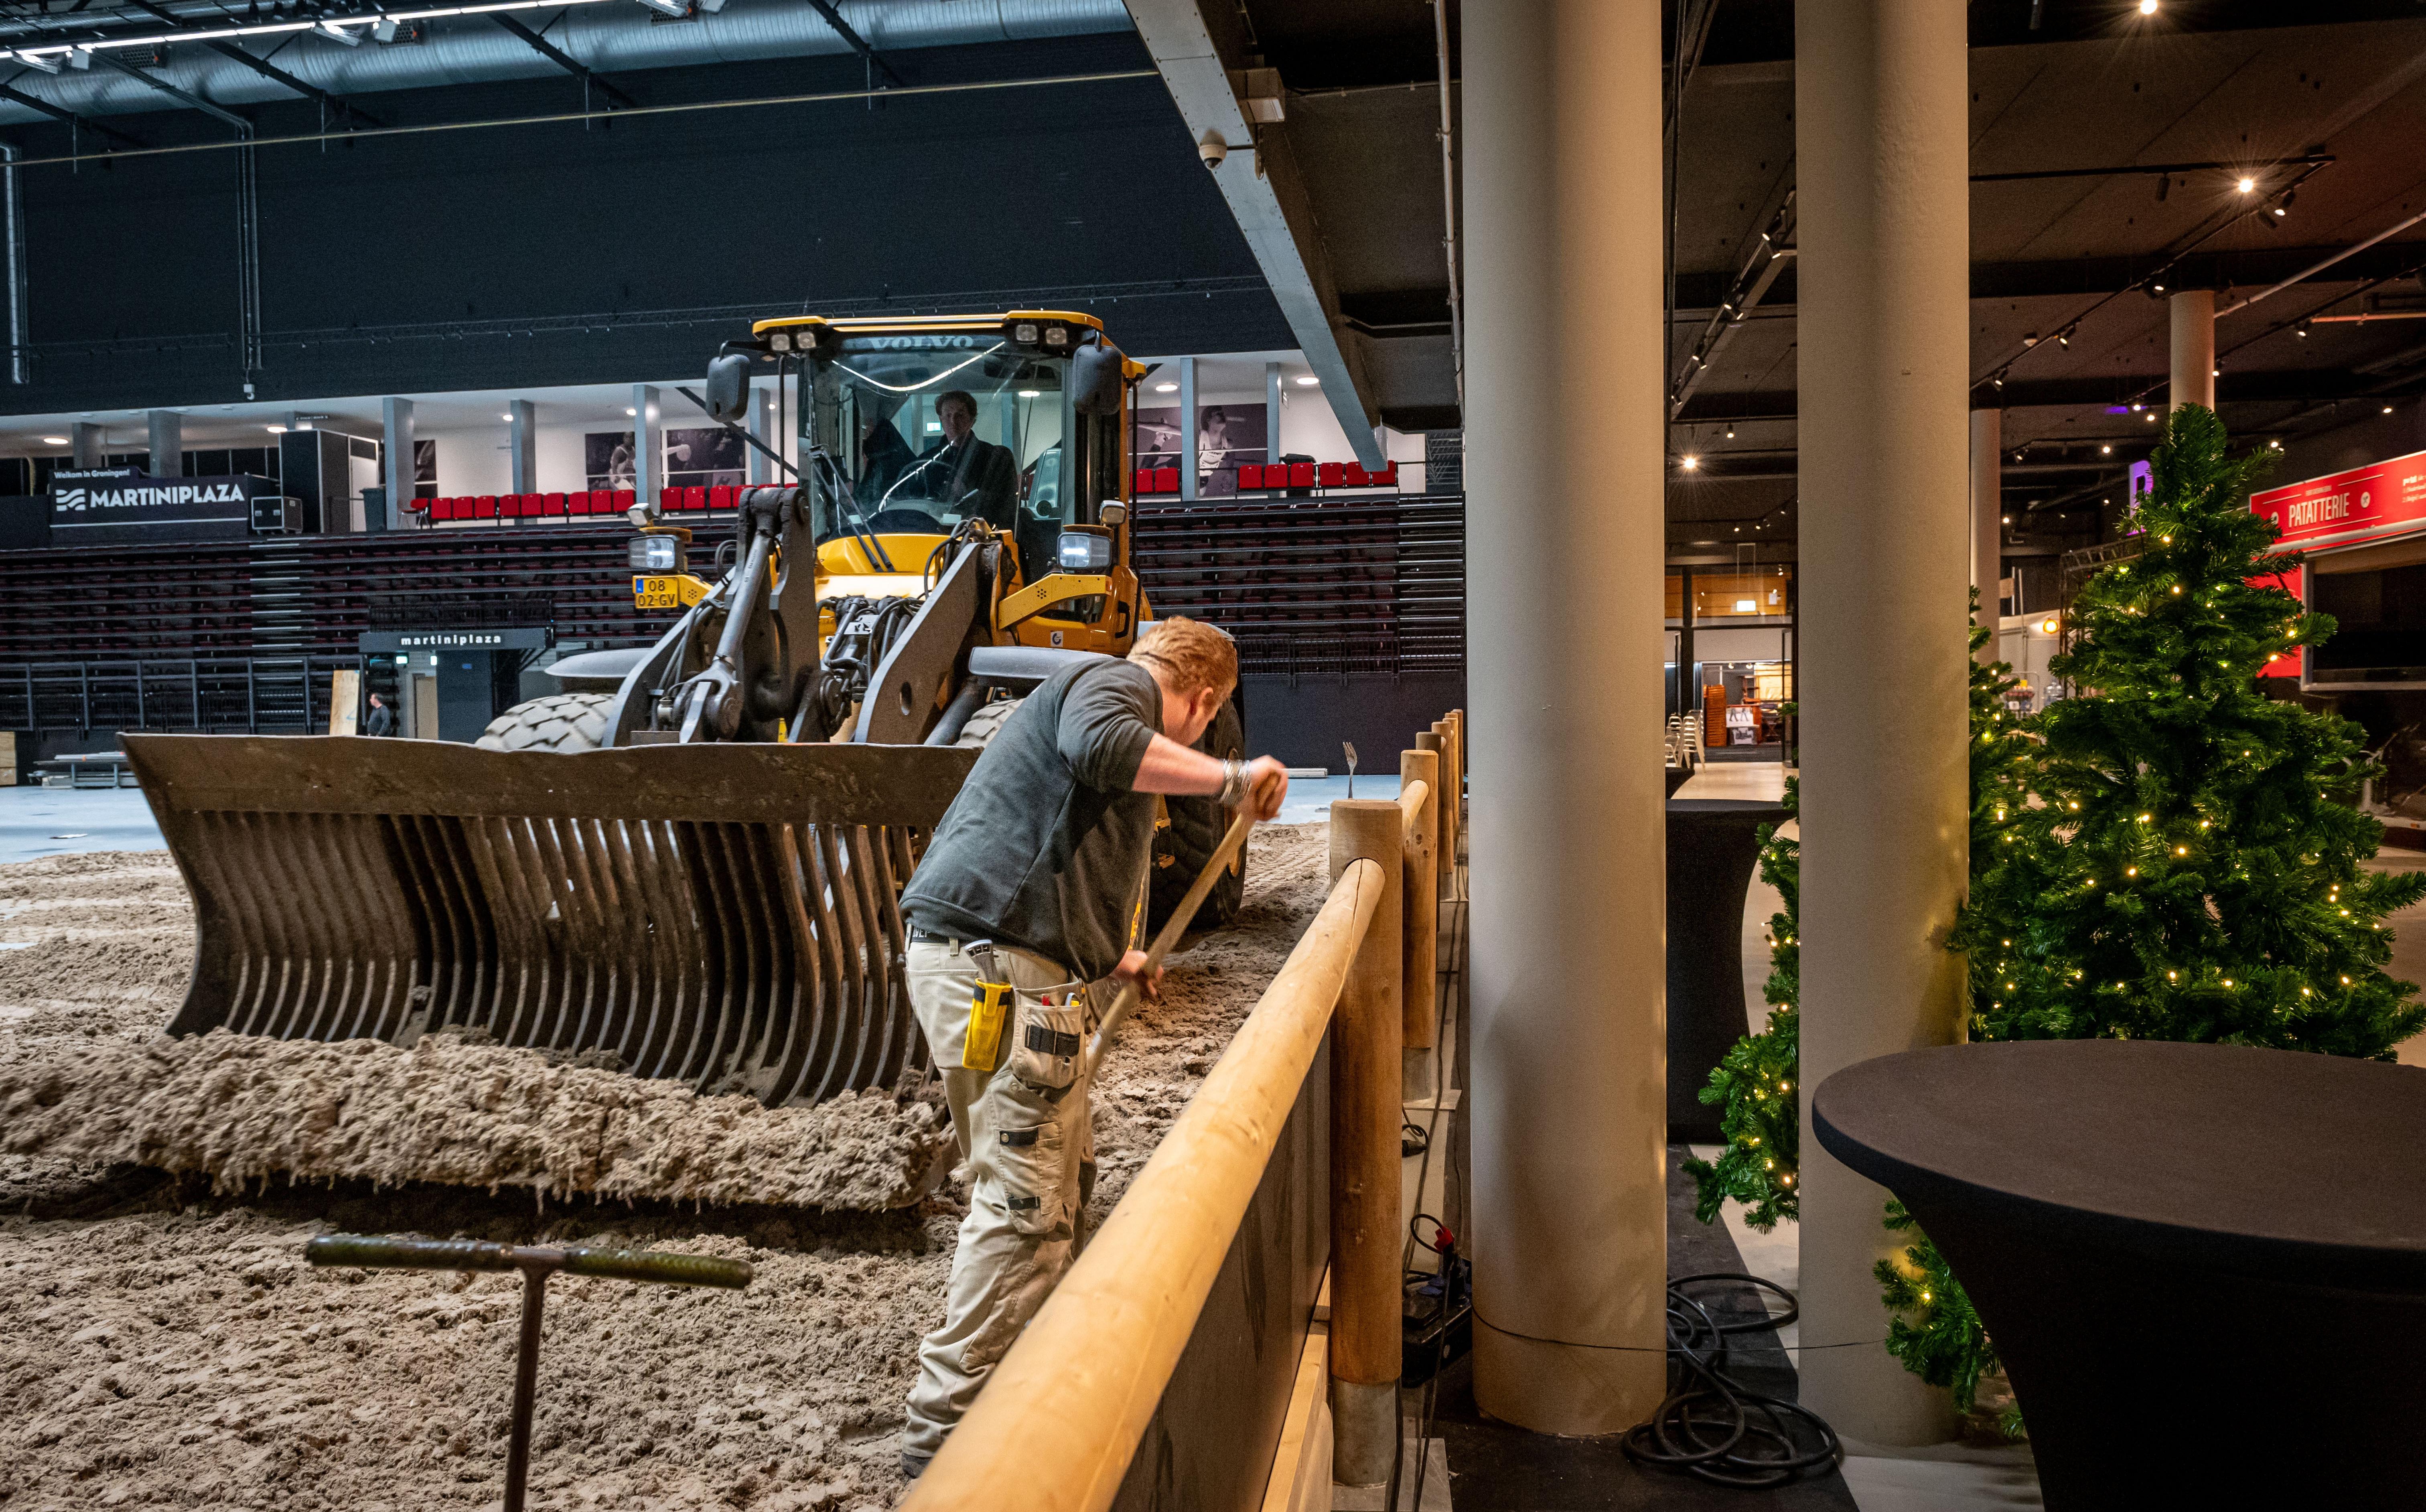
[0,825,1331,1510]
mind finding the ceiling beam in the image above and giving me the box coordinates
[0,79,143,147]
[119,0,384,129]
[802,0,902,89]
[95,52,246,130]
[1123,0,1386,467]
[486,13,639,111]
[1668,239,2426,312]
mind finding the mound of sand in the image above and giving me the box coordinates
[0,1030,954,1210]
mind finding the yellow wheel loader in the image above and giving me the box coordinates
[124,312,1247,1112]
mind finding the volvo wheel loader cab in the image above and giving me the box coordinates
[124,312,1251,1135]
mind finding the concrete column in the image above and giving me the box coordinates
[1266,360,1283,473]
[1465,0,1669,1435]
[1971,407,2002,651]
[507,399,536,495]
[2170,289,2215,411]
[747,383,775,484]
[633,384,663,509]
[381,397,415,533]
[69,422,101,469]
[1178,355,1199,502]
[147,410,183,477]
[1796,0,1970,1445]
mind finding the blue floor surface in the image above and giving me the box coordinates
[0,786,166,864]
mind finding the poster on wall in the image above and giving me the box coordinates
[1131,405,1270,497]
[665,428,746,491]
[586,431,638,493]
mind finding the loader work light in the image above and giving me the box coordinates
[1044,327,1071,348]
[769,333,792,353]
[1013,323,1041,344]
[630,535,685,573]
[1058,531,1114,572]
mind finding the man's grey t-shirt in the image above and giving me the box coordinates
[900,659,1162,980]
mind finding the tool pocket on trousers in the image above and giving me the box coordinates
[990,1118,1067,1237]
[1007,988,1085,1096]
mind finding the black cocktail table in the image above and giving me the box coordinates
[1813,1040,2426,1510]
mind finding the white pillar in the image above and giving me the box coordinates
[147,410,183,477]
[2170,289,2215,411]
[1465,0,1669,1435]
[1179,355,1199,502]
[748,383,776,484]
[69,422,101,470]
[633,384,662,509]
[507,399,536,495]
[1971,407,2002,651]
[1266,360,1283,474]
[1796,0,1970,1445]
[381,397,415,533]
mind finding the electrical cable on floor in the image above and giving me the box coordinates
[1621,1273,1842,1488]
[1385,839,1467,1512]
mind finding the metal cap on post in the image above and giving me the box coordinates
[1328,798,1404,1487]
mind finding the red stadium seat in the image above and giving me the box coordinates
[1373,462,1399,486]
[615,489,636,512]
[1152,467,1180,494]
[682,486,708,512]
[1288,462,1315,488]
[544,491,568,516]
[1318,462,1345,488]
[1238,464,1264,489]
[1345,464,1370,487]
[709,484,735,511]
[474,495,499,519]
[1133,468,1154,495]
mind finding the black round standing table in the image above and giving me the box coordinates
[1813,1040,2426,1510]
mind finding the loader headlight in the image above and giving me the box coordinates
[1044,326,1071,348]
[629,535,684,573]
[1013,322,1041,345]
[1057,531,1113,572]
[769,332,792,353]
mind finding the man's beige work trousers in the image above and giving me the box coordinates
[901,936,1097,1462]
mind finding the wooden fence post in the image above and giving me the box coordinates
[1327,800,1404,1486]
[1398,748,1439,1049]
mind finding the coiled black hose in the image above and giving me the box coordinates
[1621,1273,1842,1488]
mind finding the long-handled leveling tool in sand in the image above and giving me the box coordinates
[305,1234,753,1512]
[1085,785,1271,1076]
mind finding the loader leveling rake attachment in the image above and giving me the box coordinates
[126,734,978,1107]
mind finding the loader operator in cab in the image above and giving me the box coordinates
[917,388,1019,530]
[895,617,1287,1477]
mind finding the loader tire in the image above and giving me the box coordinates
[477,692,614,753]
[1149,696,1248,935]
[953,695,1023,750]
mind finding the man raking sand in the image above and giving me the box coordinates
[893,616,1287,1474]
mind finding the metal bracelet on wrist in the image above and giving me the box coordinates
[1217,757,1250,808]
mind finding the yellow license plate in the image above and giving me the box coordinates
[634,575,682,610]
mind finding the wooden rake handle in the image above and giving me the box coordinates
[1084,797,1263,1076]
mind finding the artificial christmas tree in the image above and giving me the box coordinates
[1955,404,2426,1056]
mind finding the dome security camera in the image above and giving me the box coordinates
[1198,130,1229,170]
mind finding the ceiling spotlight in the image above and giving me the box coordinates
[501,413,514,422]
[2296,322,2311,339]
[2023,332,2041,347]
[264,425,288,434]
[625,407,637,417]
[319,19,361,44]
[2235,176,2256,194]
[2101,444,2113,454]
[2130,402,2145,412]
[2153,283,2167,294]
[2138,0,2158,12]
[2272,205,2289,218]
[1154,381,1178,393]
[2057,331,2071,348]
[2002,515,2012,523]
[15,50,61,74]
[2041,618,2061,634]
[40,434,67,444]
[1681,455,1700,471]
[2146,412,2157,422]
[1294,375,1319,387]
[1724,426,1736,439]
[2386,405,2398,414]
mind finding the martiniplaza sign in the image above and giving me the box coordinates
[357,627,552,653]
[49,473,280,543]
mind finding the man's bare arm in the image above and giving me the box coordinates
[1132,736,1288,821]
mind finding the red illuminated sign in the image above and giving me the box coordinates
[2249,449,2426,552]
